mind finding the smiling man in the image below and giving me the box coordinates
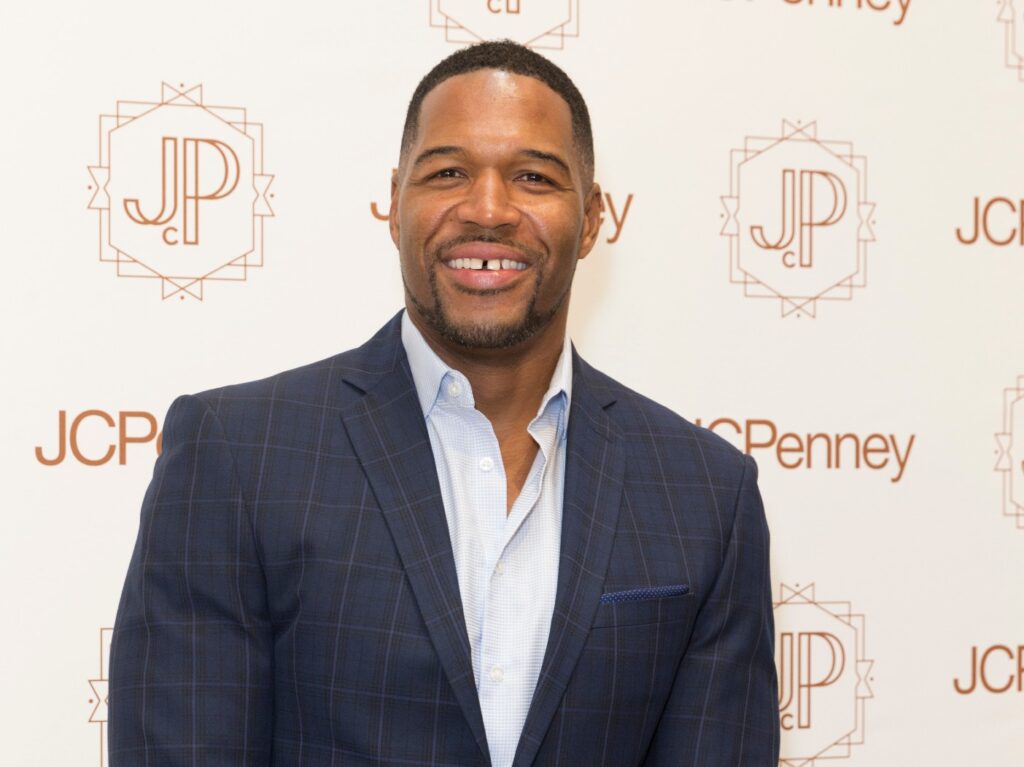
[109,41,779,767]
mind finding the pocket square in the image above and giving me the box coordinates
[599,584,690,604]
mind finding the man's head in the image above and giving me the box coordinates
[390,41,602,352]
[400,41,595,189]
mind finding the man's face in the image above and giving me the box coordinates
[390,69,601,350]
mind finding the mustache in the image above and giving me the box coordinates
[431,233,544,263]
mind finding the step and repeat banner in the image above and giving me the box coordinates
[1,1,1021,765]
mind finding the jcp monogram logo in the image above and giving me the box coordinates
[123,137,240,246]
[749,169,847,270]
[778,631,846,730]
[722,121,875,318]
[774,584,873,765]
[87,83,274,300]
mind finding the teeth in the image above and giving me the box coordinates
[447,257,529,270]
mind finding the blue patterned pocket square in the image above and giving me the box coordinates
[599,584,690,604]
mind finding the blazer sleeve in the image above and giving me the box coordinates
[109,394,273,766]
[643,455,780,766]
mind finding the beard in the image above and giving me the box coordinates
[403,235,572,350]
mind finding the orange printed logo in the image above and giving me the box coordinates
[692,417,915,483]
[998,0,1024,81]
[775,584,874,765]
[995,375,1024,529]
[87,628,112,766]
[87,83,274,300]
[783,0,911,26]
[954,643,1024,695]
[430,0,580,49]
[35,410,162,467]
[721,121,875,317]
[955,196,1024,247]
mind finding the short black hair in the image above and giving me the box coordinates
[400,40,594,186]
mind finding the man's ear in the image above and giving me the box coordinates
[578,182,603,260]
[388,167,400,248]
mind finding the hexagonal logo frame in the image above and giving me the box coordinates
[429,0,580,49]
[775,583,874,766]
[994,375,1024,529]
[721,121,875,318]
[87,83,275,301]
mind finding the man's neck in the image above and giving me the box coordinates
[405,306,567,437]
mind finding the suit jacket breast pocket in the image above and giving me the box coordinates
[591,590,695,629]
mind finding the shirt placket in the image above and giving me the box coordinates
[475,417,512,702]
[475,410,560,762]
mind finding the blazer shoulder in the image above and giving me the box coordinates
[186,338,396,433]
[584,361,750,480]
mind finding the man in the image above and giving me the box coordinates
[110,41,779,766]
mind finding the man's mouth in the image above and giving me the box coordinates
[436,242,535,291]
[444,257,529,271]
[440,241,536,270]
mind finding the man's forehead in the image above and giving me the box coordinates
[415,69,574,145]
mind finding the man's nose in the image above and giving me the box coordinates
[456,170,521,230]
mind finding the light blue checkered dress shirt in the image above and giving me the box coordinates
[400,310,571,767]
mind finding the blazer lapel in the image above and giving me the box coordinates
[337,316,490,764]
[513,351,626,767]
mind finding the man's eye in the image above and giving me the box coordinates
[518,172,551,184]
[431,168,463,179]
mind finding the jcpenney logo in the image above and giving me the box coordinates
[954,644,1024,695]
[782,0,911,26]
[35,410,162,467]
[693,417,915,482]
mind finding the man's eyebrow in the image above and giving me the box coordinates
[412,145,572,176]
[518,149,572,176]
[412,145,464,167]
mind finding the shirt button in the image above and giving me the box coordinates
[447,381,461,398]
[479,456,494,472]
[489,666,504,683]
[494,561,505,575]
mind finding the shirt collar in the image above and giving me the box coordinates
[400,309,573,420]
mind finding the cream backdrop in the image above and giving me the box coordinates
[1,0,1022,765]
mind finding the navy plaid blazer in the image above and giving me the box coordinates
[110,312,779,766]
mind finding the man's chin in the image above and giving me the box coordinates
[431,310,541,350]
